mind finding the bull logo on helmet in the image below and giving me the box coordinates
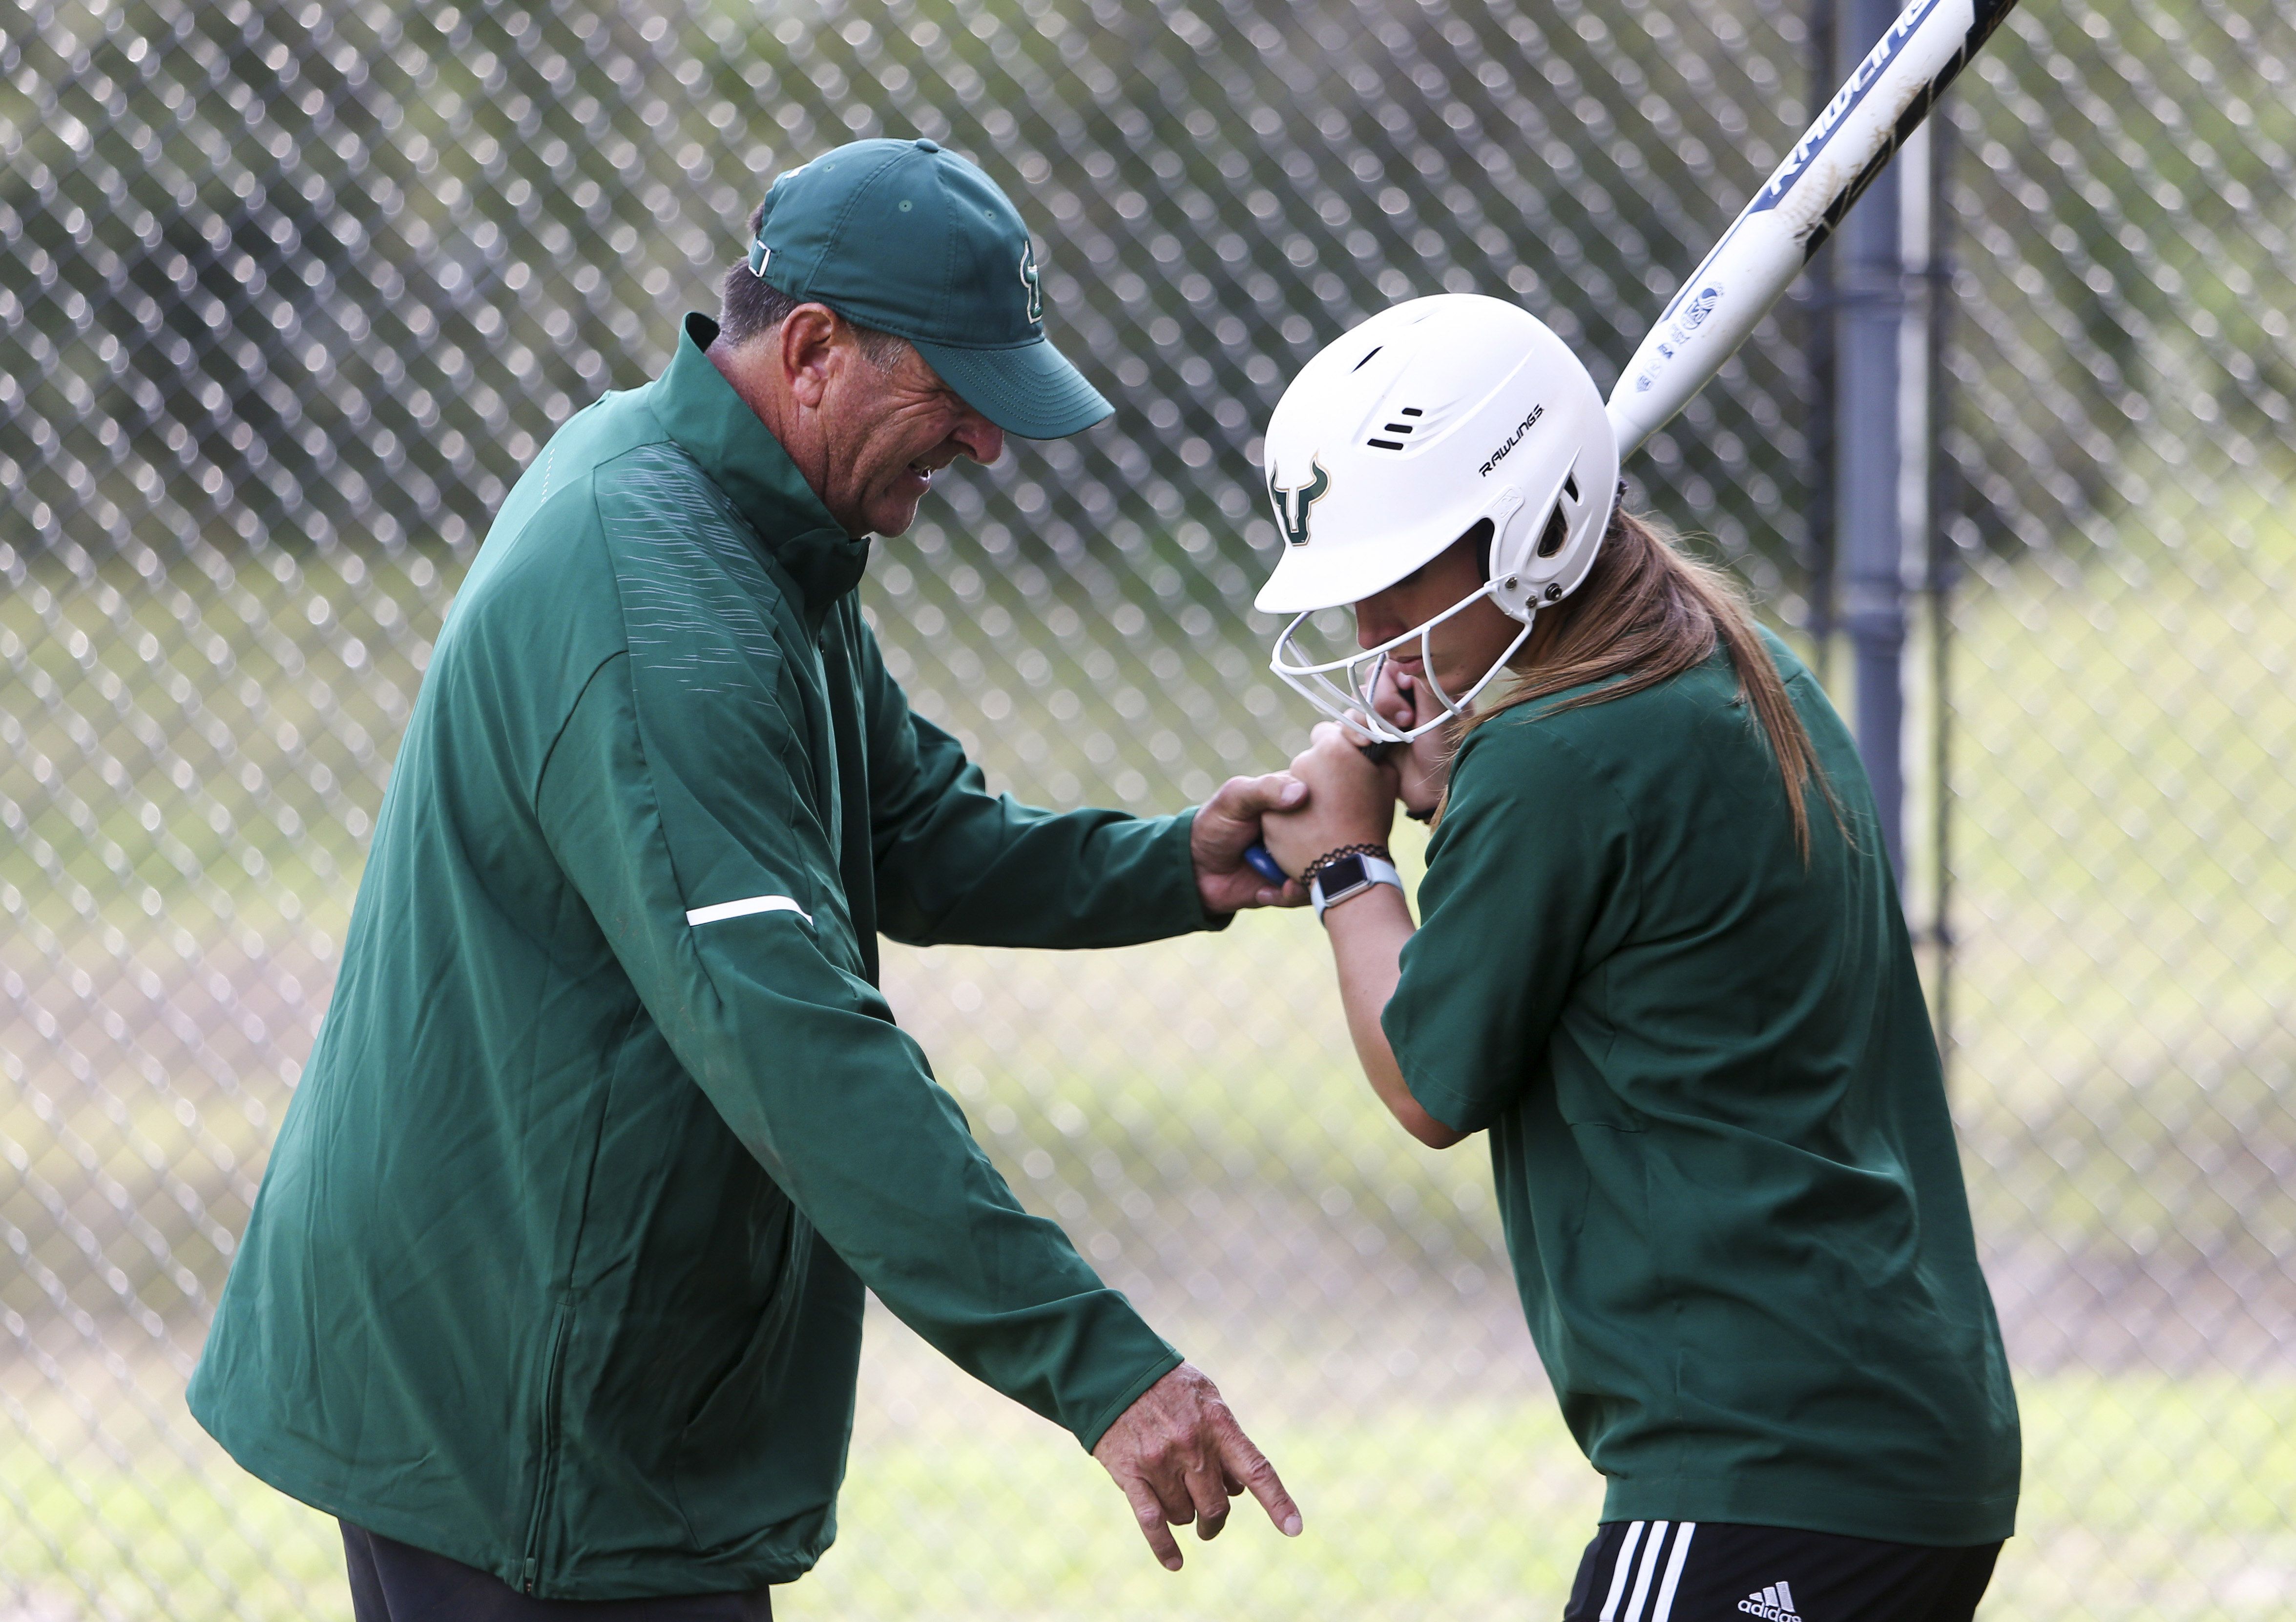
[1267,459,1331,547]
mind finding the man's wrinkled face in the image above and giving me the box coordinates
[815,339,1004,537]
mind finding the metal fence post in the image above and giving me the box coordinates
[1835,0,1913,877]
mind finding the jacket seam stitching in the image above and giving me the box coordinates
[532,650,634,820]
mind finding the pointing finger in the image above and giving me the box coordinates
[1220,1422,1303,1539]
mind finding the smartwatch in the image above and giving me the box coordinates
[1309,851,1404,923]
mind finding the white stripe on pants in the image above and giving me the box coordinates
[1652,1523,1696,1620]
[1599,1522,1646,1622]
[1601,1521,1700,1622]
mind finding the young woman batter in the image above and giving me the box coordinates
[1251,295,2019,1622]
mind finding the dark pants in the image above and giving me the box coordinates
[341,1523,773,1622]
[1563,1518,2000,1622]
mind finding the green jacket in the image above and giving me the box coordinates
[189,314,1208,1599]
[1386,638,2018,1544]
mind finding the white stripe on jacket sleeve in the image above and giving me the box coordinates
[684,894,813,927]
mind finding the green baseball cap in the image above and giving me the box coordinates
[746,137,1112,440]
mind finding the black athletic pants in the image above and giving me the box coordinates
[1562,1518,2000,1622]
[341,1523,773,1622]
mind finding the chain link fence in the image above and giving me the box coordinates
[3,0,2292,1616]
[1927,7,2296,1613]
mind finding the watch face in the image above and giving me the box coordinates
[1317,853,1368,894]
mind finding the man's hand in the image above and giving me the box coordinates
[1092,1364,1303,1570]
[1192,772,1310,913]
[1259,724,1400,880]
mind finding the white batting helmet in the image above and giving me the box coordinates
[1254,294,1618,740]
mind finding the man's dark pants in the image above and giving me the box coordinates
[341,1524,773,1622]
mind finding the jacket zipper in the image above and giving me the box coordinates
[520,1298,577,1595]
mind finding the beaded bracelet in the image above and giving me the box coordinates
[1299,842,1394,890]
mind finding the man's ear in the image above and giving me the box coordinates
[777,304,841,412]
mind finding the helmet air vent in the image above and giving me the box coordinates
[1365,407,1423,452]
[1536,505,1569,558]
[1351,346,1383,372]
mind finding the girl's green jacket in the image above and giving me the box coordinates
[1387,635,2020,1547]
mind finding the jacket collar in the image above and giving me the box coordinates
[649,312,871,624]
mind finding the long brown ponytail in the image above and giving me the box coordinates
[1446,505,1837,856]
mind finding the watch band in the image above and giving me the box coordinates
[1309,852,1404,923]
[1298,842,1392,890]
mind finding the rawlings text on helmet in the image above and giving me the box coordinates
[1479,404,1545,477]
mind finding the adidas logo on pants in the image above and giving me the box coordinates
[1737,1580,1801,1620]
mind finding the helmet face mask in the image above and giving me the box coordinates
[1269,577,1534,743]
[1254,294,1619,736]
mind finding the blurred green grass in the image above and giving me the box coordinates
[0,542,444,953]
[1931,492,2296,1368]
[1941,490,2296,1109]
[13,1354,2296,1621]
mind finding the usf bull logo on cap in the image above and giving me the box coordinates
[1020,241,1044,326]
[746,137,1107,438]
[1267,459,1330,547]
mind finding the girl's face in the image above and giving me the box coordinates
[1352,532,1524,699]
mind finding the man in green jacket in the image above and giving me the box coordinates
[190,138,1306,1618]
